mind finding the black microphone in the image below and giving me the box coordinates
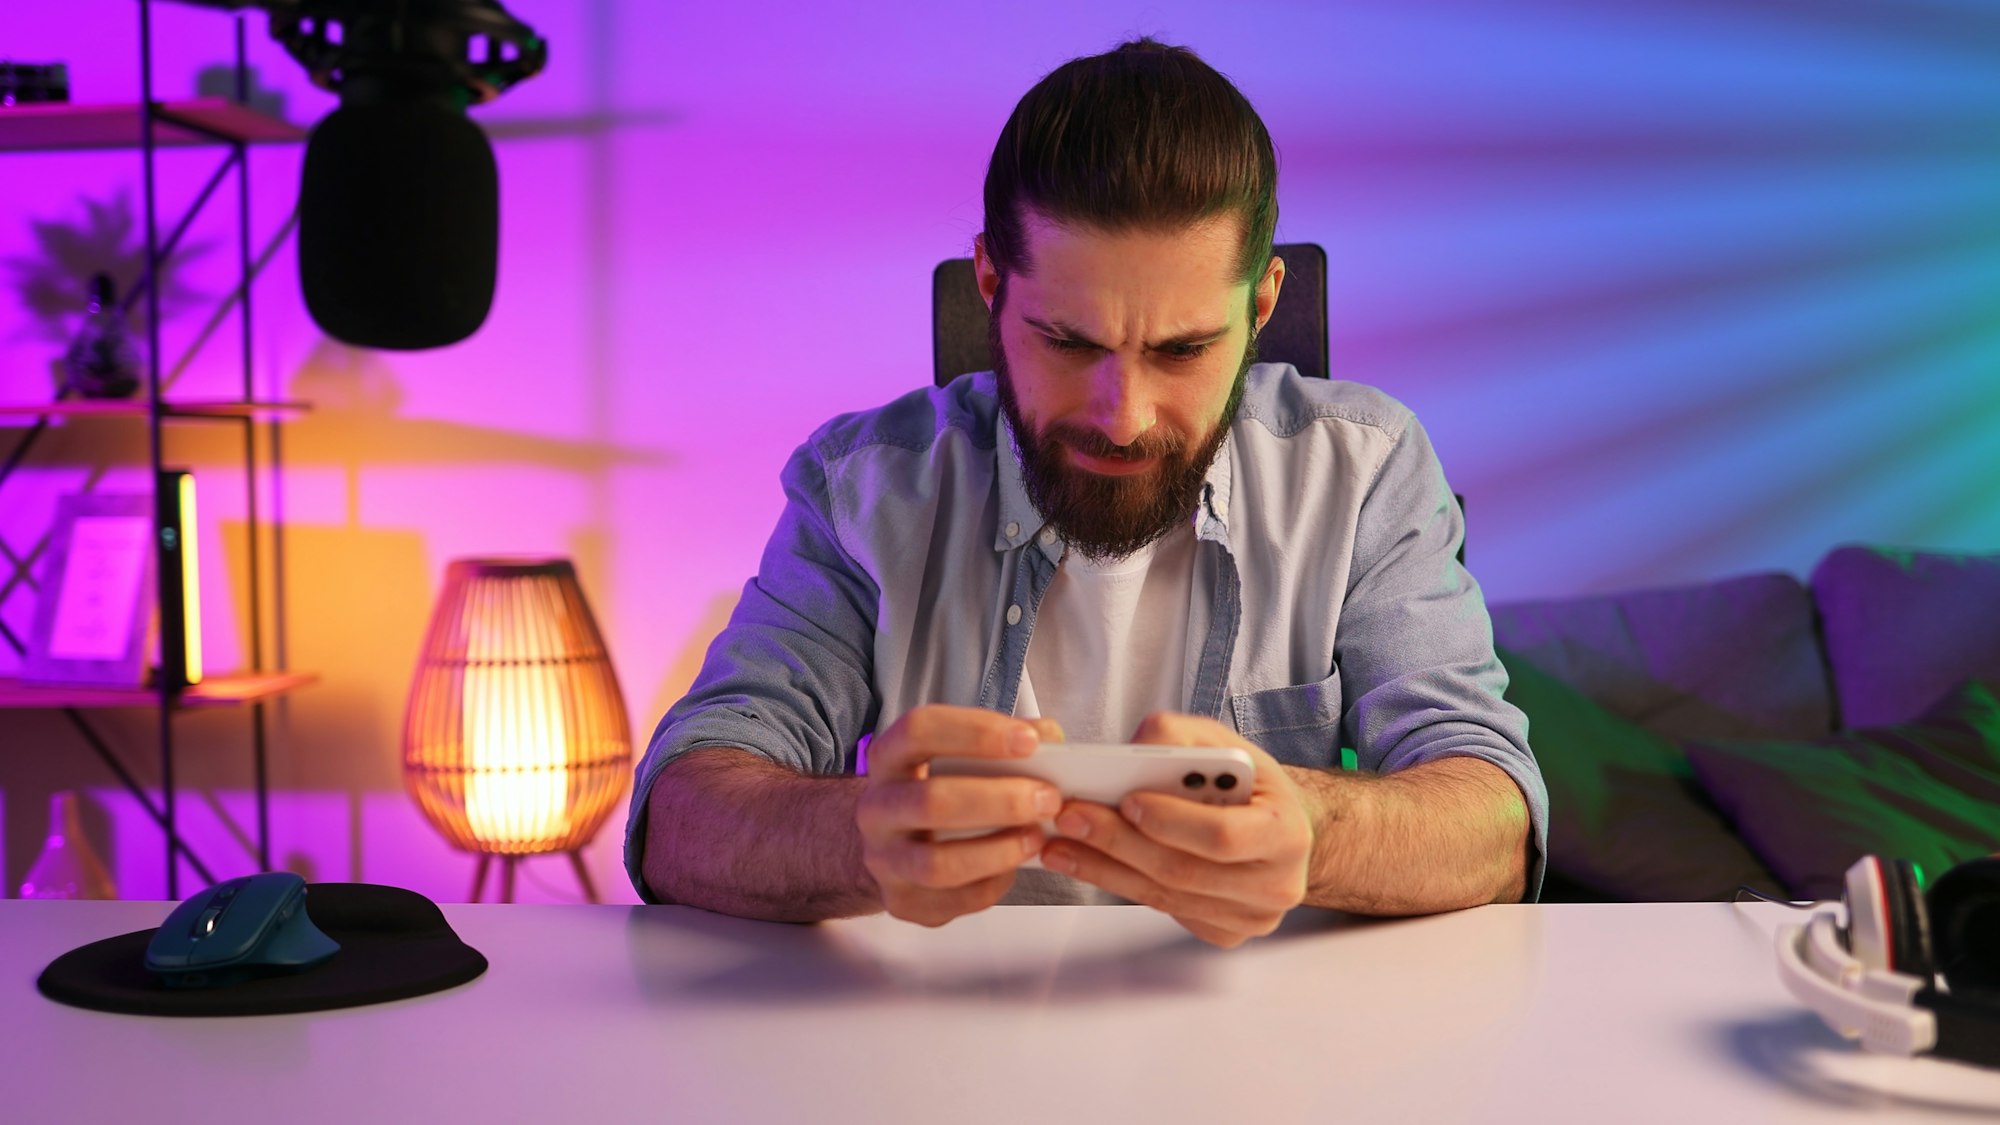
[173,0,546,350]
[299,84,498,349]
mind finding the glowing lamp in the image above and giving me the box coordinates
[402,558,631,902]
[174,470,203,686]
[158,468,203,688]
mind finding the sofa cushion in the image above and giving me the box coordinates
[1811,546,2000,729]
[1499,645,1782,901]
[1684,679,2000,902]
[1489,572,1833,741]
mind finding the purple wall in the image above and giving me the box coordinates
[3,0,1997,901]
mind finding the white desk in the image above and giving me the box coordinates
[2,900,1994,1123]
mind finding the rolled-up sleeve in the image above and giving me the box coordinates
[621,436,881,901]
[1336,413,1549,900]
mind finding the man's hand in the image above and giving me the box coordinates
[855,705,1064,927]
[1040,712,1312,948]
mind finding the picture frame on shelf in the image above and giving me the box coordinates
[21,491,154,687]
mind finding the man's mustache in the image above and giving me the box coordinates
[1041,421,1187,462]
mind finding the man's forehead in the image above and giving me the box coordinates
[1016,208,1243,281]
[1010,208,1248,326]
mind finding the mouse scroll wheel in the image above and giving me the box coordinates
[194,907,223,938]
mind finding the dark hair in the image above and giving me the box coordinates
[982,38,1278,286]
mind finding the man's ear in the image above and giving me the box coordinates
[973,233,1002,311]
[1253,253,1286,334]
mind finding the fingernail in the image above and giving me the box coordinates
[1043,847,1075,874]
[1056,810,1089,839]
[1120,797,1143,826]
[1011,729,1039,756]
[1035,786,1061,817]
[1021,832,1043,859]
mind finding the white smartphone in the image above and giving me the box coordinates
[928,742,1256,853]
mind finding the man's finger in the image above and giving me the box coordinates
[860,776,1061,833]
[1119,790,1299,865]
[884,870,1020,927]
[1177,916,1253,949]
[1041,839,1265,933]
[1055,798,1306,922]
[1053,799,1244,895]
[882,827,1044,889]
[869,704,1039,779]
[1130,711,1242,749]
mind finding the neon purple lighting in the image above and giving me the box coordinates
[2,1,1996,901]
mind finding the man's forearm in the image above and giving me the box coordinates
[641,747,882,922]
[1286,756,1530,914]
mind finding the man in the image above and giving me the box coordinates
[625,39,1546,947]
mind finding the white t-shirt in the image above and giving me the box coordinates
[1008,520,1207,905]
[1015,519,1204,744]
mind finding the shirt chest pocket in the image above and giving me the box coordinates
[1227,671,1342,769]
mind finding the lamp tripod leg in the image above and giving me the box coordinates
[500,855,517,904]
[568,850,600,904]
[470,853,491,903]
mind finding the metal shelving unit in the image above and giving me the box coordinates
[0,3,312,897]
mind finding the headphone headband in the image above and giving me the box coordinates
[1776,915,1934,1055]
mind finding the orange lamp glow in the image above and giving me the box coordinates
[402,558,631,903]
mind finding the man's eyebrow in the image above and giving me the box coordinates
[1021,314,1231,351]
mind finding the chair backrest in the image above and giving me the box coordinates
[931,242,1328,388]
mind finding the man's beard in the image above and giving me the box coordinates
[992,290,1255,563]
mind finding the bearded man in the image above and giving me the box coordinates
[626,39,1546,947]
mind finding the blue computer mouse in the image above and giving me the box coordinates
[144,872,340,989]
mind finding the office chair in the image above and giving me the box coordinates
[928,242,1466,564]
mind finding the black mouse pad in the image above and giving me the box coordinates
[36,882,488,1017]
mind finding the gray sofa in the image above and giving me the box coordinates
[1487,545,2000,903]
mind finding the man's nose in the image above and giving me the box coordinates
[1083,355,1154,448]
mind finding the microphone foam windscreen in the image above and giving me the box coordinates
[300,100,499,350]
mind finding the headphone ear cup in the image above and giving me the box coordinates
[1883,858,1934,979]
[1930,856,2000,995]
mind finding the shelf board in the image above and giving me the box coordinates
[0,98,307,153]
[0,671,319,710]
[0,400,311,420]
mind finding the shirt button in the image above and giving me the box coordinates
[1005,521,1020,540]
[1038,528,1058,546]
[1006,604,1022,626]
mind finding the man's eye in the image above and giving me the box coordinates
[1045,336,1095,354]
[1163,343,1212,362]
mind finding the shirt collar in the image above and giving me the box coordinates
[1198,430,1233,537]
[995,411,1042,553]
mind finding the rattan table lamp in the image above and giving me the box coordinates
[402,558,631,903]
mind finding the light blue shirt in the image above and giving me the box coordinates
[624,364,1547,903]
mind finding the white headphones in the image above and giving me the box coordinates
[1774,855,2000,1067]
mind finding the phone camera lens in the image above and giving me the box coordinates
[1214,773,1238,791]
[1182,772,1206,790]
